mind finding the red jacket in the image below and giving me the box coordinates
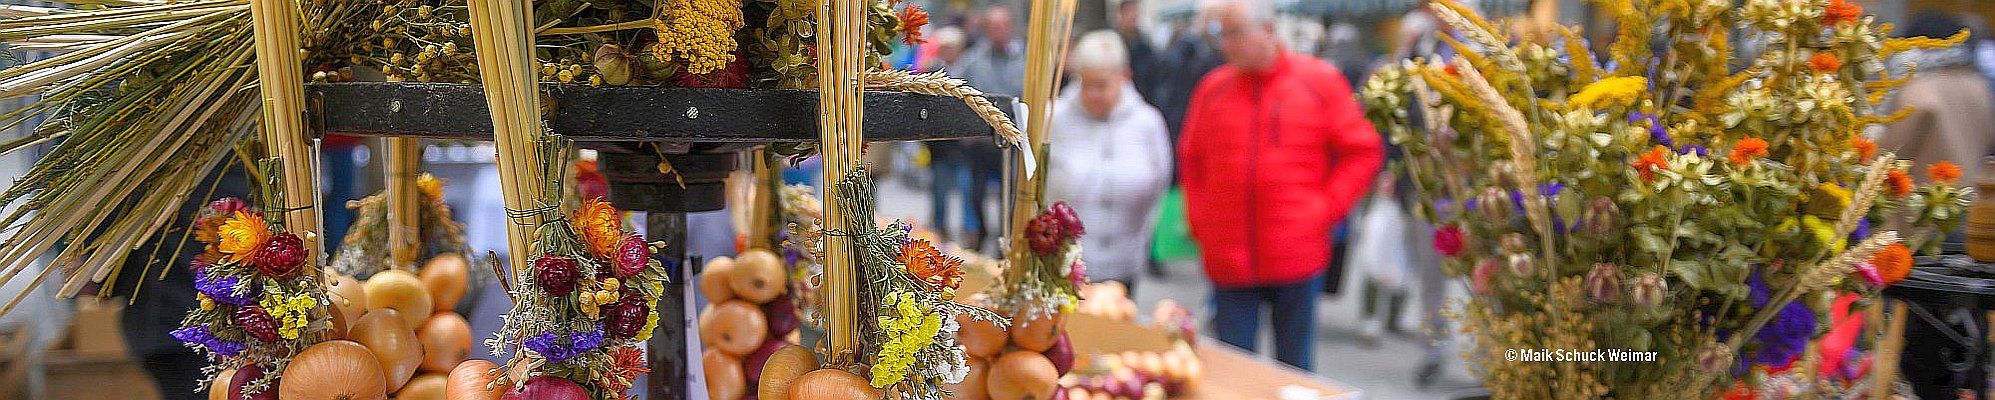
[1178,52,1383,288]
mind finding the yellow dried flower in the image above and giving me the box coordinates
[258,292,317,340]
[417,173,444,201]
[1567,76,1647,110]
[869,291,941,388]
[652,0,744,75]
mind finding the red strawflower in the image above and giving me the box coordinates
[603,299,649,339]
[614,235,650,278]
[1026,213,1065,255]
[534,255,581,297]
[255,233,306,278]
[1729,137,1770,165]
[1633,145,1671,181]
[1928,161,1963,183]
[1433,225,1465,257]
[1048,201,1085,237]
[1824,0,1862,25]
[235,306,282,342]
[899,6,929,46]
[208,197,251,216]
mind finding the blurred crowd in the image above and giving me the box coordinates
[888,0,1995,391]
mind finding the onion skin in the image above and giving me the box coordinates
[394,374,447,400]
[699,300,769,356]
[1010,313,1064,353]
[940,357,990,400]
[958,313,1006,359]
[987,351,1059,400]
[353,309,424,393]
[756,345,818,400]
[279,340,389,400]
[417,313,473,373]
[700,256,738,303]
[327,271,368,339]
[728,249,787,304]
[366,269,436,327]
[498,376,590,400]
[420,254,470,313]
[1044,333,1075,376]
[703,349,747,400]
[445,360,510,400]
[785,369,878,400]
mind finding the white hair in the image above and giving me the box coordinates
[932,26,966,50]
[1069,30,1130,72]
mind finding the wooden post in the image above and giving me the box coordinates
[816,0,865,361]
[385,138,422,269]
[465,0,546,278]
[1871,301,1908,400]
[246,0,320,254]
[1002,0,1078,289]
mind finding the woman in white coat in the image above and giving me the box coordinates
[1045,31,1175,295]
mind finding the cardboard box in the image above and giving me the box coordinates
[43,349,160,400]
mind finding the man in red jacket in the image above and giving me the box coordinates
[1177,0,1383,371]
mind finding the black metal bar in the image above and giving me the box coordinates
[645,211,689,400]
[306,82,1016,145]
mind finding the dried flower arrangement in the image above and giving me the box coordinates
[1358,0,1974,397]
[173,164,331,398]
[810,167,1004,398]
[330,173,475,278]
[477,137,672,399]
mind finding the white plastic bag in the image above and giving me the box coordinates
[1353,196,1412,289]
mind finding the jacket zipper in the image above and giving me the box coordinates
[1246,82,1264,284]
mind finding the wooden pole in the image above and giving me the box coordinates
[466,0,546,280]
[1871,301,1908,400]
[1003,0,1078,288]
[385,138,422,269]
[246,0,320,256]
[746,149,778,250]
[816,0,865,361]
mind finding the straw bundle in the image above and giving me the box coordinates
[467,0,547,279]
[1001,0,1077,287]
[816,0,866,360]
[385,138,423,268]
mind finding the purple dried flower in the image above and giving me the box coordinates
[193,269,254,306]
[1746,271,1816,367]
[171,326,244,357]
[1850,218,1872,242]
[1679,145,1708,157]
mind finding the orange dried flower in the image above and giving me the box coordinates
[1871,243,1912,285]
[1808,52,1841,73]
[216,211,270,263]
[1633,145,1670,181]
[899,6,929,46]
[1851,137,1877,159]
[1824,0,1863,25]
[898,239,964,290]
[575,198,626,258]
[1887,170,1914,197]
[1729,137,1770,165]
[1929,161,1963,183]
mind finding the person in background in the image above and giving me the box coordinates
[1177,0,1383,371]
[115,161,251,399]
[918,26,968,73]
[1150,0,1228,141]
[947,5,1024,252]
[1113,0,1159,102]
[1884,12,1995,184]
[1046,31,1173,295]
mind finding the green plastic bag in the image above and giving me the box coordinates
[1151,187,1200,262]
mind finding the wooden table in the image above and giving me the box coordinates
[1180,342,1360,400]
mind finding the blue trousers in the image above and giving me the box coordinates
[1211,271,1325,371]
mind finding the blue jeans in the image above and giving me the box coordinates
[1211,271,1325,371]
